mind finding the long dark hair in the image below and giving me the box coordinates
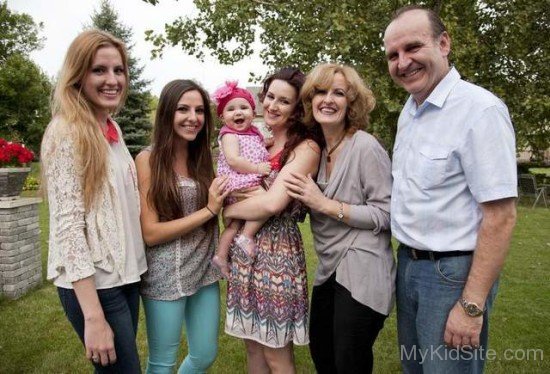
[259,67,320,165]
[149,79,215,222]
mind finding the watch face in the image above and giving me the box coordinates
[466,304,483,317]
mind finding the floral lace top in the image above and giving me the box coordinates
[42,117,146,286]
[140,175,221,300]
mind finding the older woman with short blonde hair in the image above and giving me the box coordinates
[286,63,395,373]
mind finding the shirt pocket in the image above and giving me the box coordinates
[414,144,450,189]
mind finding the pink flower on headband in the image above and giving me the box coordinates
[212,80,256,117]
[211,81,239,104]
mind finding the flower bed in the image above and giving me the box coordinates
[0,138,34,199]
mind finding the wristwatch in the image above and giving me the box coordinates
[458,297,484,317]
[337,202,344,221]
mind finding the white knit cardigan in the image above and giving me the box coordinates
[41,117,140,284]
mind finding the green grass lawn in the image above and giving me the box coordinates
[1,188,549,372]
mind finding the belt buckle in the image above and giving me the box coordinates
[411,248,418,260]
[428,251,435,261]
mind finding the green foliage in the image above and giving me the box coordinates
[23,175,40,191]
[455,0,550,162]
[0,0,44,62]
[0,54,51,155]
[148,94,159,125]
[0,2,50,155]
[90,0,153,156]
[143,0,549,156]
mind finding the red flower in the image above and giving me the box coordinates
[0,138,34,167]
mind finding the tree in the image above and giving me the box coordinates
[90,0,153,156]
[0,0,44,62]
[143,0,549,159]
[0,1,50,154]
[474,0,549,161]
[0,54,52,152]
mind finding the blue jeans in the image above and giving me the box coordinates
[142,282,220,374]
[397,246,498,374]
[57,282,141,373]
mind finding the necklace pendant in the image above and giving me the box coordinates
[326,132,346,165]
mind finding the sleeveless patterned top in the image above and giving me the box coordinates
[140,176,221,300]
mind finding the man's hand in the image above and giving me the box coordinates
[444,198,516,349]
[444,302,483,349]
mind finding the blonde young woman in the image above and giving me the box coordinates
[285,63,395,373]
[41,30,146,373]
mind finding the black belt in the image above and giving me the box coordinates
[401,244,473,261]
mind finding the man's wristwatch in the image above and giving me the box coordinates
[458,297,484,317]
[337,201,344,221]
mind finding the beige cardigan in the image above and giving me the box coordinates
[42,117,140,284]
[310,130,396,315]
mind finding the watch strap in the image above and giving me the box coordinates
[337,201,344,221]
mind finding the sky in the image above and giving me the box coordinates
[8,0,267,96]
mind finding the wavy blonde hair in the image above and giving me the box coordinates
[48,29,129,211]
[301,63,376,148]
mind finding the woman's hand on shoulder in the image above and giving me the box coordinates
[284,172,327,212]
[207,176,230,214]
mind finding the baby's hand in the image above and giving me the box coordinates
[256,162,272,176]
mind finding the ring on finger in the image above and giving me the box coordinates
[92,355,99,363]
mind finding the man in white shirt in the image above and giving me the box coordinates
[384,5,517,373]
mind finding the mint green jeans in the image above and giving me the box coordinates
[142,282,220,374]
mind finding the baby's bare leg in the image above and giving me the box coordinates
[212,220,242,277]
[235,185,269,258]
[218,220,242,259]
[241,219,268,240]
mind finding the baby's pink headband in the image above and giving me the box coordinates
[212,81,256,117]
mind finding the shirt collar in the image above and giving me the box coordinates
[405,66,461,115]
[425,66,460,108]
[103,118,119,144]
